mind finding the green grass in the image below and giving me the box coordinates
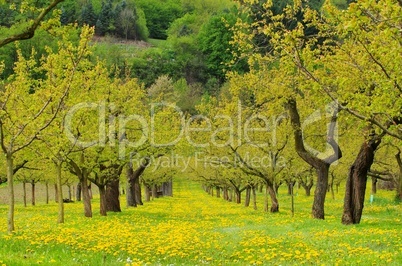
[0,179,401,265]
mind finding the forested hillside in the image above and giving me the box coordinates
[1,0,350,92]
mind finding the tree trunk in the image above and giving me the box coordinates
[252,186,257,210]
[99,185,107,216]
[312,164,329,219]
[264,186,269,212]
[126,166,136,207]
[216,187,220,198]
[287,181,295,195]
[394,152,402,201]
[267,183,279,213]
[106,179,121,212]
[371,177,377,195]
[127,161,149,206]
[287,98,342,220]
[223,187,228,201]
[68,185,72,201]
[31,181,35,206]
[342,138,381,225]
[88,183,92,199]
[81,175,92,218]
[7,154,15,233]
[134,178,143,205]
[244,186,251,207]
[54,184,58,203]
[330,173,335,200]
[274,182,280,195]
[23,182,27,207]
[76,182,82,201]
[145,186,151,202]
[397,175,402,201]
[45,182,49,204]
[152,184,158,199]
[56,162,64,223]
[235,189,241,204]
[301,182,312,196]
[163,180,173,196]
[291,182,294,217]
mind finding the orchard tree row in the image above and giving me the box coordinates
[0,0,401,235]
[0,10,183,232]
[190,0,401,225]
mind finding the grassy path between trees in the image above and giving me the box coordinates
[0,178,401,265]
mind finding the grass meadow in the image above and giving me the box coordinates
[0,178,401,266]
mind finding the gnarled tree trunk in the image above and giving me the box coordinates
[267,182,279,213]
[287,99,342,219]
[127,158,149,206]
[342,138,381,225]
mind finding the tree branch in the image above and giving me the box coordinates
[13,160,29,174]
[0,0,65,48]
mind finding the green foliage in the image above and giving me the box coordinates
[113,1,149,40]
[136,0,183,39]
[198,7,248,83]
[95,0,114,36]
[135,8,149,40]
[181,0,234,14]
[79,1,97,26]
[0,2,18,27]
[174,79,203,114]
[130,48,179,87]
[331,0,349,10]
[0,28,75,79]
[60,0,78,25]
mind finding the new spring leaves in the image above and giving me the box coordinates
[64,100,338,159]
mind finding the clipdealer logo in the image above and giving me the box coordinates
[63,100,338,162]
